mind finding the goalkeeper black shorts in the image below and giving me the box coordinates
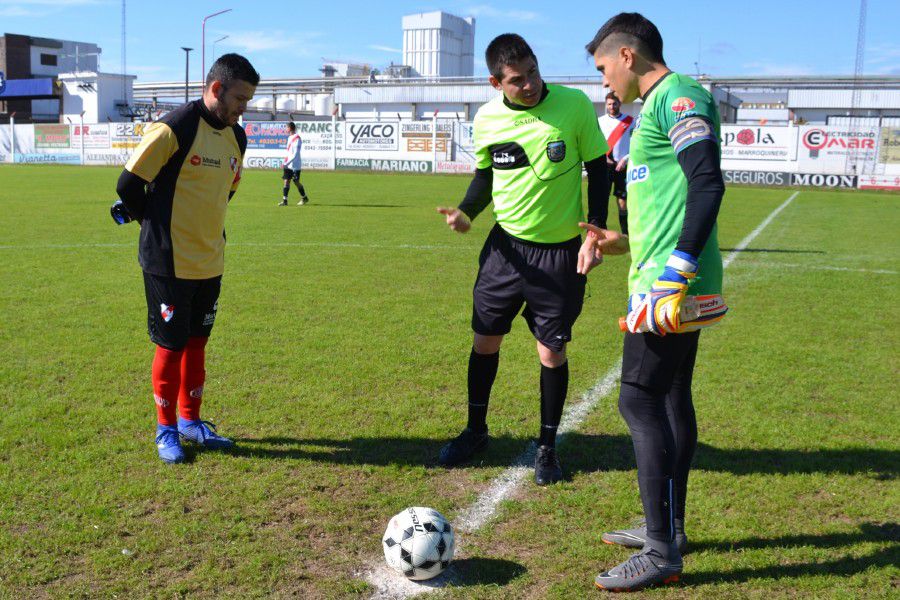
[471,224,585,352]
[143,271,222,350]
[621,329,700,393]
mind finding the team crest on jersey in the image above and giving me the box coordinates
[546,140,566,163]
[671,97,696,113]
[633,114,642,130]
[160,303,175,323]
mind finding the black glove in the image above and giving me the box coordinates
[110,200,134,225]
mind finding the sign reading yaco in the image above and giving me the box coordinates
[344,122,398,151]
[720,126,795,160]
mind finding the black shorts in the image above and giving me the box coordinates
[282,167,300,181]
[621,330,700,393]
[608,163,627,200]
[472,224,586,352]
[143,271,222,350]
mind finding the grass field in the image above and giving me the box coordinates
[0,164,897,599]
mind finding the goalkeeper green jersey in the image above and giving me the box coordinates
[474,84,608,243]
[626,72,723,296]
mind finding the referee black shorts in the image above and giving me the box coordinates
[472,224,586,352]
[143,271,222,350]
[621,330,701,393]
[282,167,300,182]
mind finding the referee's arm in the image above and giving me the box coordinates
[584,156,611,229]
[457,167,493,220]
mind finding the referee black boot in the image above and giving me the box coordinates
[534,444,563,485]
[438,427,489,467]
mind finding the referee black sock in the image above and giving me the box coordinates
[539,361,568,448]
[466,348,499,434]
[296,182,308,199]
[618,209,629,235]
[282,184,289,199]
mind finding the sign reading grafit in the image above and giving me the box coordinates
[878,127,900,165]
[34,124,70,148]
[401,121,452,153]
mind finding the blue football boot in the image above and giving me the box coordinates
[177,417,234,450]
[155,424,185,464]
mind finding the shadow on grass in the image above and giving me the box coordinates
[719,247,826,254]
[228,434,898,479]
[690,522,899,554]
[686,522,899,585]
[449,557,527,588]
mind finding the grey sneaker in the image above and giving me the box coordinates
[602,522,689,554]
[594,545,682,592]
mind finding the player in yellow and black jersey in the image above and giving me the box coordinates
[111,54,258,464]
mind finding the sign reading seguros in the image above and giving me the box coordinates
[343,122,398,151]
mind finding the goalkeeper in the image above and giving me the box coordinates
[581,12,727,592]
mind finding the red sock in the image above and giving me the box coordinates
[178,336,208,421]
[152,345,183,426]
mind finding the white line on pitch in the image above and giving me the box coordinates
[362,191,800,598]
[736,261,898,275]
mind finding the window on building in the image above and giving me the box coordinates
[40,53,58,66]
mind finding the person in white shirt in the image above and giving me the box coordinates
[597,92,633,233]
[278,122,310,206]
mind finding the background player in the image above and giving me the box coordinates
[278,121,310,206]
[598,91,634,234]
[436,34,610,486]
[111,54,259,464]
[582,13,727,591]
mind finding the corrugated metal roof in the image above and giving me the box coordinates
[334,81,610,104]
[788,89,900,109]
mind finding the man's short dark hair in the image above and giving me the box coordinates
[485,34,536,80]
[606,91,620,101]
[206,53,260,87]
[287,121,296,133]
[585,13,665,64]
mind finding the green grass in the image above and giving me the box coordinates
[0,165,897,598]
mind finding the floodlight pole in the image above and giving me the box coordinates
[212,35,228,61]
[202,9,232,84]
[181,47,193,103]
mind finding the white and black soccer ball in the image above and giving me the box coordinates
[382,506,455,580]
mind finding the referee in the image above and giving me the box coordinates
[111,54,259,464]
[436,34,610,485]
[582,13,728,591]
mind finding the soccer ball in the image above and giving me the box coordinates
[382,506,455,580]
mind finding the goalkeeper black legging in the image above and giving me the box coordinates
[618,333,699,543]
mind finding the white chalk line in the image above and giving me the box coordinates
[733,261,898,276]
[362,194,802,597]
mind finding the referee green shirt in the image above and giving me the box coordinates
[474,84,608,243]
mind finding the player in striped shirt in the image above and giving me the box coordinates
[278,122,310,206]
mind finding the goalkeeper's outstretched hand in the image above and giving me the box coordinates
[624,251,698,335]
[110,200,134,225]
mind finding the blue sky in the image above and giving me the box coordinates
[1,0,898,82]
